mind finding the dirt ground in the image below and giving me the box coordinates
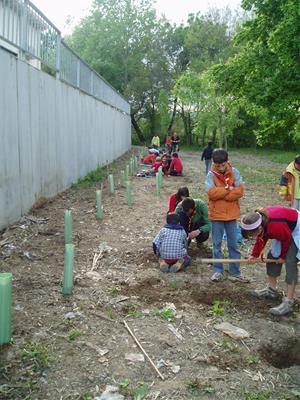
[1,149,300,400]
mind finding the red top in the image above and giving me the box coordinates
[152,161,162,174]
[166,136,171,145]
[251,206,298,259]
[168,193,178,212]
[169,157,183,174]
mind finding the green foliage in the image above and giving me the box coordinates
[158,89,170,136]
[247,355,260,365]
[150,307,176,321]
[134,383,148,400]
[212,0,300,146]
[73,165,105,188]
[187,378,215,396]
[211,300,229,316]
[68,330,82,341]
[110,287,121,297]
[21,341,54,372]
[126,305,143,318]
[245,393,270,400]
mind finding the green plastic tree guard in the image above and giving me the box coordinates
[156,173,161,195]
[126,181,132,208]
[120,170,126,188]
[108,174,115,194]
[64,210,73,244]
[131,158,135,175]
[158,168,163,188]
[63,244,75,295]
[125,165,130,180]
[96,190,103,219]
[0,273,12,345]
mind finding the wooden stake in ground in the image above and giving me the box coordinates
[123,320,164,381]
[198,258,284,264]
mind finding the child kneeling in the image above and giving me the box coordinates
[153,213,191,272]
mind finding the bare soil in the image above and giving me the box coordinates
[1,149,300,400]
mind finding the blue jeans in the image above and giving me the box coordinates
[212,220,241,276]
[205,159,212,174]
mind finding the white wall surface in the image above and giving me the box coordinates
[0,47,131,229]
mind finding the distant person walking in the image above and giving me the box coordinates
[201,141,213,175]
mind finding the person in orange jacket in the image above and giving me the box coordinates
[205,148,249,283]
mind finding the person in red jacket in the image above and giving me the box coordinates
[169,153,183,176]
[141,152,156,165]
[241,206,300,316]
[168,187,189,213]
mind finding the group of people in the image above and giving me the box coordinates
[153,148,300,317]
[140,133,183,176]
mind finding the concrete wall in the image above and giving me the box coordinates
[0,47,131,229]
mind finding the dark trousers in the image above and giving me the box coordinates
[189,222,209,245]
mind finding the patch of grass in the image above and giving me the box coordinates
[72,165,106,188]
[247,355,260,365]
[21,341,54,372]
[211,300,229,316]
[107,309,117,320]
[234,164,277,186]
[169,280,183,290]
[187,378,214,396]
[245,393,271,400]
[68,330,82,341]
[134,382,148,400]
[231,148,296,165]
[118,379,148,399]
[79,392,93,400]
[127,305,143,318]
[110,286,121,297]
[221,340,240,353]
[150,307,176,321]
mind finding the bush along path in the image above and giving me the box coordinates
[0,149,300,400]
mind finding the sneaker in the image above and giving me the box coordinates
[228,274,250,283]
[210,272,224,282]
[169,260,182,273]
[159,261,170,273]
[270,297,294,316]
[252,286,280,300]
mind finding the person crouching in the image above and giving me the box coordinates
[153,213,191,272]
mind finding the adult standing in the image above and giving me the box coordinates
[171,133,180,152]
[201,141,213,175]
[151,135,160,148]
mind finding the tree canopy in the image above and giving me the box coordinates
[67,0,300,148]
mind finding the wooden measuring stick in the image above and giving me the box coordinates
[198,258,284,264]
[123,320,164,380]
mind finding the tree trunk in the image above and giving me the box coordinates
[202,126,207,147]
[168,97,177,133]
[187,113,193,145]
[131,113,145,143]
[218,114,223,148]
[150,100,156,137]
[181,107,192,145]
[212,127,217,146]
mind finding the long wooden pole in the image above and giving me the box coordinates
[198,258,283,264]
[123,320,164,380]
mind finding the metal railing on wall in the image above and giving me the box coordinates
[0,0,130,113]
